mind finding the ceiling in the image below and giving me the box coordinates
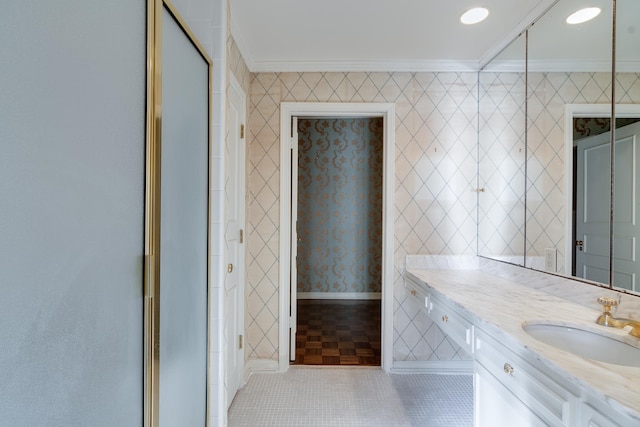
[229,0,558,72]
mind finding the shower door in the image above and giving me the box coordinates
[146,2,211,425]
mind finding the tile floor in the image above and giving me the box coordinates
[228,367,473,426]
[295,299,381,366]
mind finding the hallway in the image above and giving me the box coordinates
[295,300,381,366]
[228,367,473,426]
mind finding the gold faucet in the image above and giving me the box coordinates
[596,297,640,338]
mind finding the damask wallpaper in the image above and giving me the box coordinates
[573,117,640,139]
[296,118,383,294]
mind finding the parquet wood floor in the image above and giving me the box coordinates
[294,299,381,366]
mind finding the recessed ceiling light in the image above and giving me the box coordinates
[460,7,489,25]
[566,7,601,24]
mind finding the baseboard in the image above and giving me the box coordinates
[391,360,474,374]
[244,359,280,381]
[297,292,382,300]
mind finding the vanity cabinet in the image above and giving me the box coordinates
[405,277,429,312]
[404,274,640,427]
[474,327,576,426]
[405,277,474,354]
[426,291,475,354]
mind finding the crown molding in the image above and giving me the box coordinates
[240,59,482,73]
[482,59,640,73]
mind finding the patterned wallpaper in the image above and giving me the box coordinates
[573,117,640,139]
[296,118,383,294]
[227,35,251,96]
[247,72,478,362]
[242,68,640,364]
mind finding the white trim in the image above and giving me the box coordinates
[249,59,480,73]
[244,359,279,380]
[483,59,627,73]
[391,360,474,375]
[297,292,382,300]
[279,102,395,373]
[528,60,632,73]
[564,104,640,275]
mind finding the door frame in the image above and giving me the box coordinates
[279,102,395,372]
[564,104,640,275]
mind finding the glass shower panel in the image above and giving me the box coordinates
[159,7,209,426]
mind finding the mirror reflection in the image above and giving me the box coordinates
[478,0,640,295]
[526,0,612,279]
[477,34,526,266]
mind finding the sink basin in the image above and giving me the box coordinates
[522,323,640,367]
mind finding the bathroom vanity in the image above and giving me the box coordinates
[405,260,640,426]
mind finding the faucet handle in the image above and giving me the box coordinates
[596,297,618,326]
[597,297,618,312]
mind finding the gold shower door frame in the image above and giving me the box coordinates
[144,1,213,426]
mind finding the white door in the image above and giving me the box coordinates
[225,75,247,407]
[575,120,640,288]
[612,121,640,291]
[576,130,612,283]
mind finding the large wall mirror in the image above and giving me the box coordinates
[478,0,640,295]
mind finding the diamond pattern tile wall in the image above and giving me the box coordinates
[244,69,640,364]
[247,72,478,363]
[227,35,250,95]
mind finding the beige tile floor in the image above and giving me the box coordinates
[228,366,473,426]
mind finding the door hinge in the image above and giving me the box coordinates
[240,124,245,139]
[239,229,244,244]
[144,254,154,299]
[239,335,243,349]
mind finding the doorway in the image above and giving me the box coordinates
[293,117,383,366]
[572,117,640,288]
[279,103,395,372]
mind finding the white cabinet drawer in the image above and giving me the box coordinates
[427,293,474,354]
[579,396,640,427]
[475,361,548,427]
[475,328,575,426]
[404,277,429,314]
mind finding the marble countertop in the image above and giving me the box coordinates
[406,268,640,422]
